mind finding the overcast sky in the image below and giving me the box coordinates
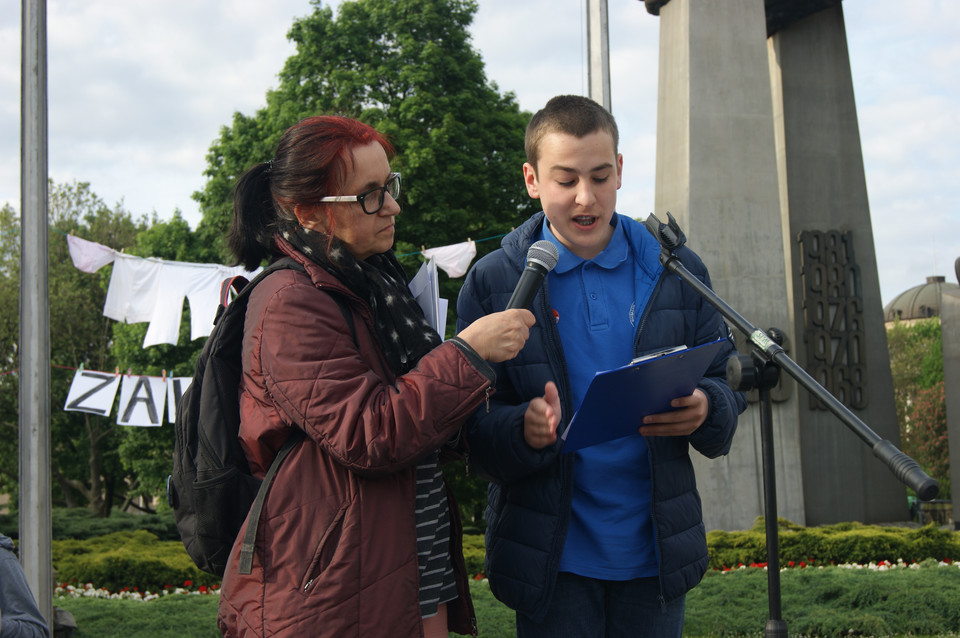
[1,0,957,307]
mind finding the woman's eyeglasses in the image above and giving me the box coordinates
[320,173,401,215]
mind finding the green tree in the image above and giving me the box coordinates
[886,318,948,498]
[906,381,949,499]
[0,203,22,499]
[0,182,149,515]
[193,0,536,300]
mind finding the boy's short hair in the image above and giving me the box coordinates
[524,95,620,171]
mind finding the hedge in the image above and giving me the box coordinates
[31,516,960,593]
[0,508,180,541]
[53,530,219,593]
[707,517,960,570]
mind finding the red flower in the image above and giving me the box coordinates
[199,585,208,593]
[473,573,486,580]
[183,580,193,588]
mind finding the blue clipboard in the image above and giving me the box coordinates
[560,338,727,453]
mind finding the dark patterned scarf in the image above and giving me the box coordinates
[279,222,441,375]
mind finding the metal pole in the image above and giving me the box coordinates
[20,0,54,632]
[586,0,612,110]
[759,385,788,637]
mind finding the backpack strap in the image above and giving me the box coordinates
[236,286,356,575]
[220,274,249,307]
[238,428,305,574]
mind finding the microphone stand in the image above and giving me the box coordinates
[644,213,939,638]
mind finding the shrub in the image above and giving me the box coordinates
[462,533,486,577]
[0,508,180,541]
[43,521,960,597]
[707,517,960,569]
[53,530,218,593]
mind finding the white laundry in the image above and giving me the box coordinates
[421,240,476,278]
[103,255,166,325]
[66,234,118,273]
[103,253,257,347]
[149,262,256,346]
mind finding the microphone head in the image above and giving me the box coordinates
[527,240,559,273]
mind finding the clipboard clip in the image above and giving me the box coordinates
[630,345,686,365]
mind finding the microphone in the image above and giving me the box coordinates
[507,240,560,309]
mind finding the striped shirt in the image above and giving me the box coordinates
[414,452,458,617]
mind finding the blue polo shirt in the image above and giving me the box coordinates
[541,214,661,580]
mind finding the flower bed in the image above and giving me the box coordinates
[55,579,220,602]
[714,556,956,572]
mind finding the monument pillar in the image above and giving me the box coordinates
[769,4,905,523]
[647,0,912,527]
[651,0,806,529]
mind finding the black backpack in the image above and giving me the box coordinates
[167,257,353,576]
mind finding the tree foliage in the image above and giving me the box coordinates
[193,0,536,308]
[885,319,948,498]
[0,204,21,496]
[0,182,149,514]
[905,381,949,499]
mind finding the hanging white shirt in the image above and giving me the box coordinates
[421,240,476,278]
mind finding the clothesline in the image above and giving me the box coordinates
[395,231,507,258]
[12,225,507,258]
[4,226,508,348]
[62,231,501,348]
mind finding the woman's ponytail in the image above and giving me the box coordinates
[228,162,277,270]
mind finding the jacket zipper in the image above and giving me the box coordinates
[647,444,668,612]
[637,271,668,609]
[632,272,665,357]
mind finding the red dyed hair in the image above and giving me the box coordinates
[229,115,393,269]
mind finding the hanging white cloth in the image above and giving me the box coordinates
[103,253,257,347]
[421,240,477,278]
[66,234,118,273]
[103,255,166,325]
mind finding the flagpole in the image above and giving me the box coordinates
[20,0,54,628]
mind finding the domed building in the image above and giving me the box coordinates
[884,275,960,324]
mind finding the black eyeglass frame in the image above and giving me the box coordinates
[319,172,401,215]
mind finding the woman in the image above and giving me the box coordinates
[217,115,534,637]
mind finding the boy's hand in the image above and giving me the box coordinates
[638,388,708,437]
[524,381,561,449]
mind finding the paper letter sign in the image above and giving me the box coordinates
[64,370,121,416]
[116,375,167,427]
[167,377,191,423]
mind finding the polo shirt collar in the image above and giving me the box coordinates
[541,214,629,274]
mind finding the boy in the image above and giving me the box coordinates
[456,95,746,637]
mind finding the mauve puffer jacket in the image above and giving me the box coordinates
[218,238,490,637]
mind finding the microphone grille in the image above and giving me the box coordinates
[527,240,559,272]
